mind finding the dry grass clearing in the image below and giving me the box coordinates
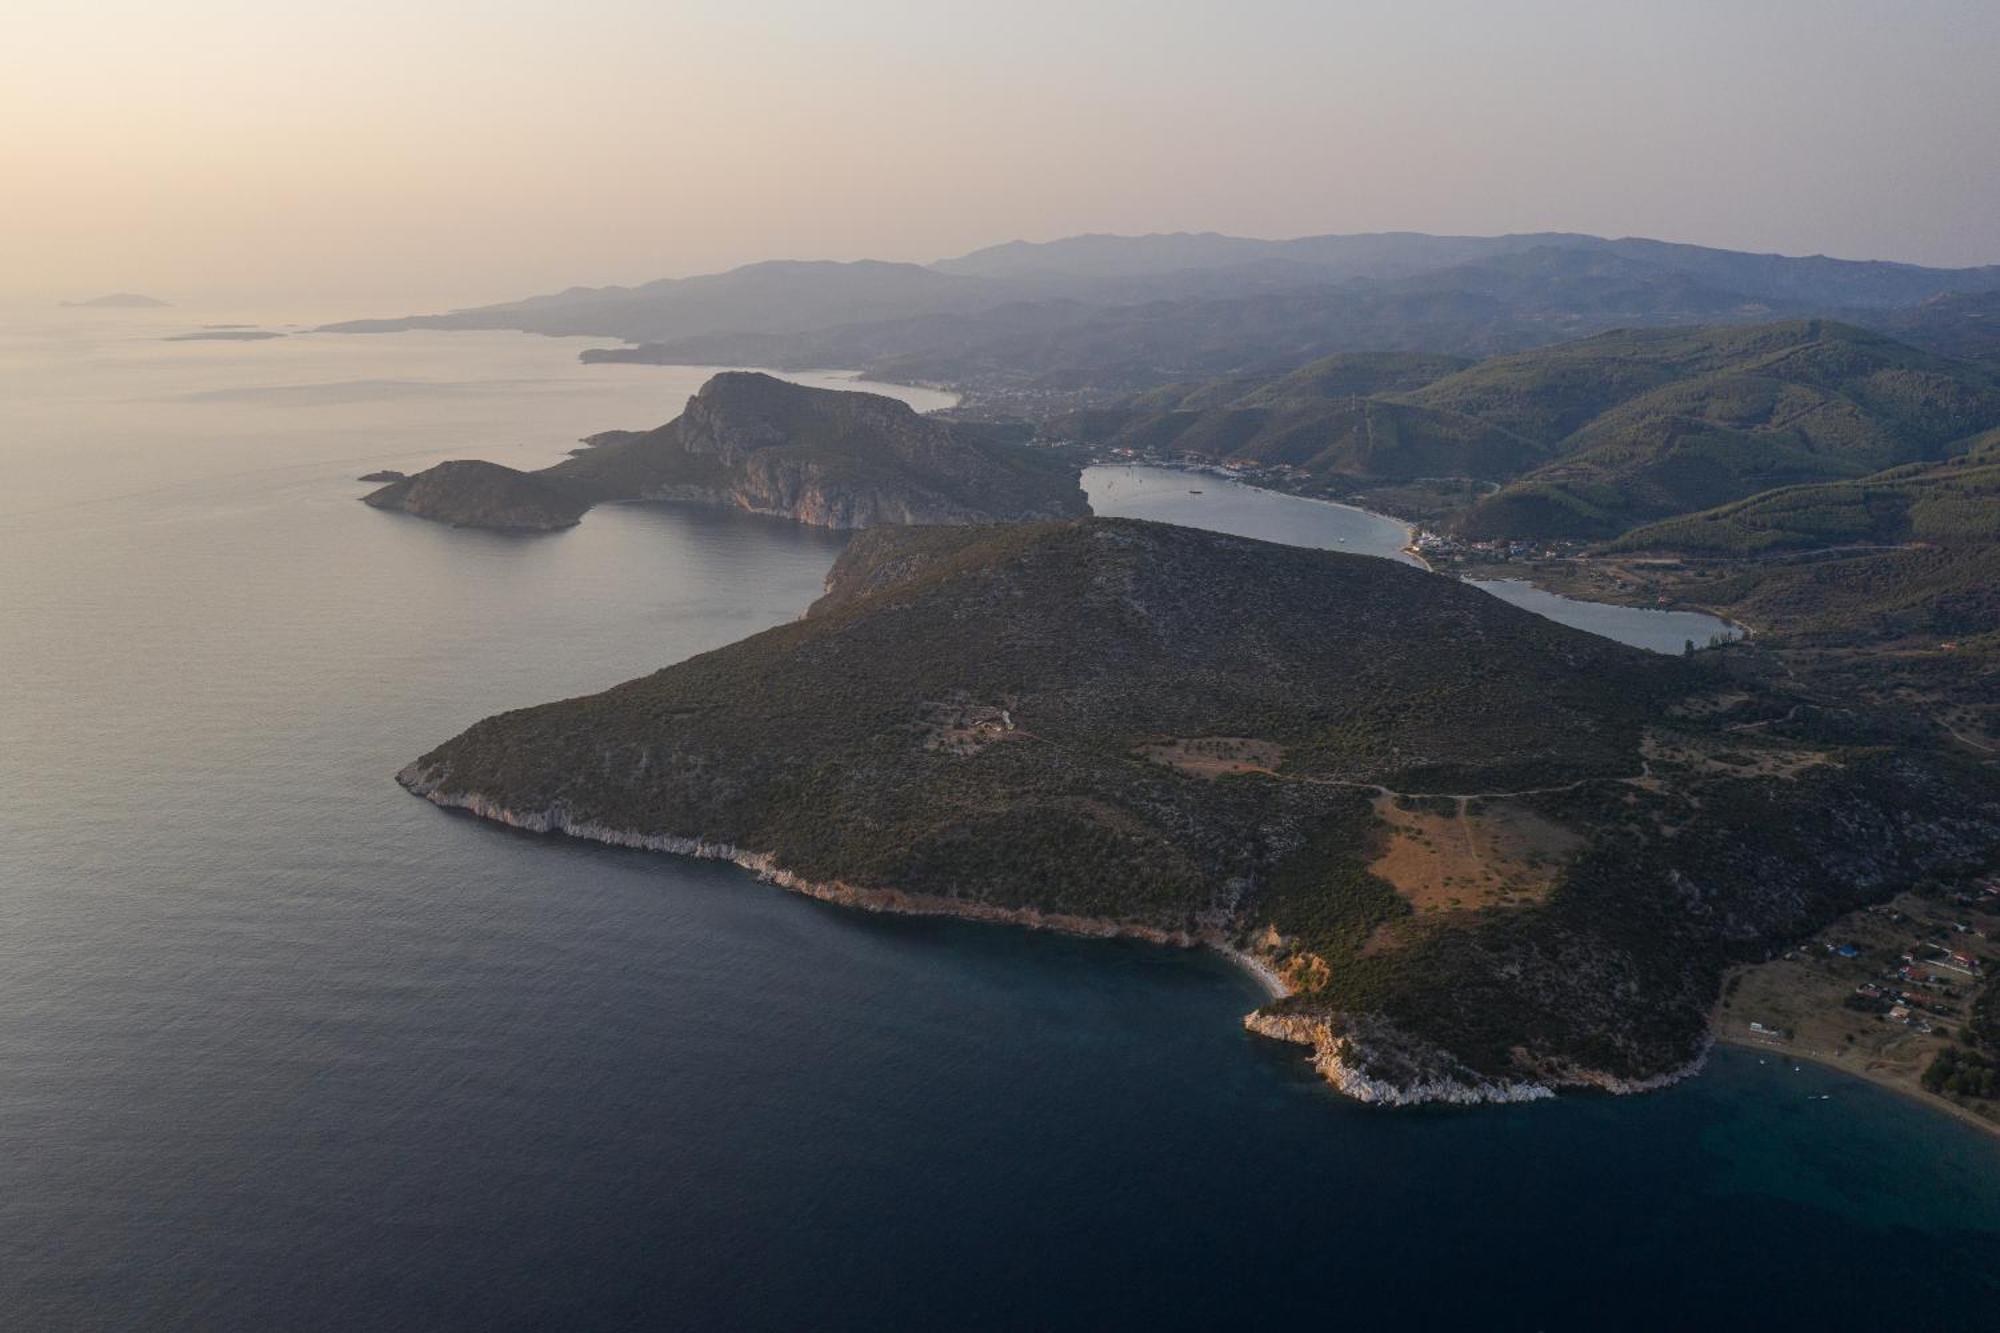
[1366,793,1580,916]
[1134,736,1285,779]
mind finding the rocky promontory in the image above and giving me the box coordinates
[393,516,2000,1106]
[363,372,1087,534]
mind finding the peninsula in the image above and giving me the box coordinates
[363,372,1087,532]
[397,518,2000,1106]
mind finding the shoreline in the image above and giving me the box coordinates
[408,773,2000,1132]
[403,768,1300,994]
[1716,1030,2000,1141]
[403,772,1729,1112]
[1085,460,1758,643]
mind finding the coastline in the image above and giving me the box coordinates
[1085,459,1759,641]
[1717,1029,2000,1142]
[402,771,1715,1111]
[403,769,1296,986]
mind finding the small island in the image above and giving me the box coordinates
[61,293,170,308]
[398,518,2000,1107]
[164,329,285,342]
[362,372,1087,533]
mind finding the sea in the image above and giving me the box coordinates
[1,307,1995,1330]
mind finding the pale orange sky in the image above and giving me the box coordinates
[4,0,1997,309]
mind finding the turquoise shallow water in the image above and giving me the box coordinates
[1,312,1995,1329]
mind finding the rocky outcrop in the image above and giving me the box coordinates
[549,372,1089,529]
[362,460,590,531]
[1244,1012,1560,1105]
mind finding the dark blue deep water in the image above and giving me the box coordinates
[2,314,1996,1329]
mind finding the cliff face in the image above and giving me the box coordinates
[366,372,1087,534]
[362,460,590,531]
[554,372,1089,529]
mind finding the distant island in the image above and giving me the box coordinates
[61,293,170,308]
[163,329,285,342]
[363,372,1087,532]
[398,518,2000,1106]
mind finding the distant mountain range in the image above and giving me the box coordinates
[324,231,2000,398]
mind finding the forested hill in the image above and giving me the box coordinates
[1608,431,2000,556]
[398,518,2000,1105]
[1435,322,2000,540]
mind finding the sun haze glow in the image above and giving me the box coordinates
[4,0,1997,307]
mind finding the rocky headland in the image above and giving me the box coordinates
[362,372,1087,533]
[395,517,2000,1106]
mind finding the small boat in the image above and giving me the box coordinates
[1188,489,1203,494]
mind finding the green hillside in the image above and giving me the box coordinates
[1052,351,1544,484]
[1608,431,2000,555]
[399,518,2000,1101]
[1436,322,2000,539]
[1054,322,2000,538]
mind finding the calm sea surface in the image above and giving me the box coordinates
[1,309,1994,1329]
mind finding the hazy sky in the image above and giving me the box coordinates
[4,0,1996,308]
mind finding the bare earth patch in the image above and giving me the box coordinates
[1367,793,1581,918]
[1134,736,1285,779]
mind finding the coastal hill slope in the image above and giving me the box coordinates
[1431,321,2000,539]
[1609,430,2000,556]
[1050,350,1542,484]
[397,518,2000,1103]
[363,372,1088,532]
[1591,433,2000,663]
[1058,321,2000,538]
